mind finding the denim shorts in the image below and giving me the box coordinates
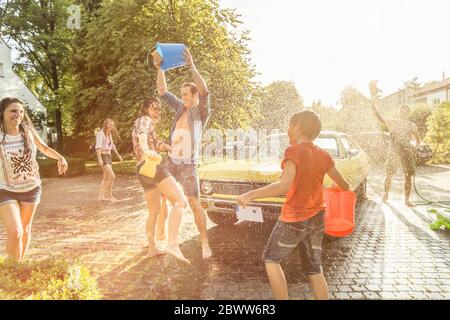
[98,154,112,166]
[262,211,325,276]
[0,185,42,207]
[136,160,172,193]
[167,159,199,197]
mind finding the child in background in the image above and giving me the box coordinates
[237,110,350,300]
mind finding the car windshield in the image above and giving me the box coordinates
[315,137,340,157]
[260,134,340,159]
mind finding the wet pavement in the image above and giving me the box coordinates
[0,165,449,299]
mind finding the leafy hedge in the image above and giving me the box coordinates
[38,157,86,178]
[425,102,450,164]
[85,160,137,175]
[0,257,101,300]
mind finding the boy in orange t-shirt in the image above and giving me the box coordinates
[237,110,350,300]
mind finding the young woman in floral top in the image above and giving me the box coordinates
[132,97,190,263]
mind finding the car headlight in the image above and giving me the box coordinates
[201,181,213,195]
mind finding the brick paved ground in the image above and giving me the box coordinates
[0,165,449,300]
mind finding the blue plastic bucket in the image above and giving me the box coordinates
[154,42,186,71]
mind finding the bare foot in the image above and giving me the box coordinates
[105,197,120,203]
[382,194,389,203]
[202,242,212,259]
[165,245,191,264]
[405,200,416,207]
[147,247,165,258]
[97,196,107,201]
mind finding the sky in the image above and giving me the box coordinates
[220,0,450,106]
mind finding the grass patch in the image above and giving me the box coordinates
[86,160,137,175]
[38,157,86,178]
[0,256,101,300]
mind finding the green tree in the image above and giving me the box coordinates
[404,76,422,104]
[71,0,259,152]
[425,102,450,163]
[336,86,379,134]
[256,81,303,131]
[409,103,432,138]
[310,100,338,131]
[339,86,369,110]
[0,0,81,150]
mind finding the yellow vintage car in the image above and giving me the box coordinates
[198,131,369,226]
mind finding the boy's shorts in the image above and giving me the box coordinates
[0,185,42,207]
[262,211,325,276]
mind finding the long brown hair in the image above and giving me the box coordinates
[102,118,119,141]
[0,97,36,154]
[141,97,160,116]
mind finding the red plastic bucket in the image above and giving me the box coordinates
[323,187,356,237]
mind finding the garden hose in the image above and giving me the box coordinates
[409,146,450,208]
[412,172,450,209]
[368,82,450,211]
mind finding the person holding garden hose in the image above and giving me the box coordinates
[369,81,421,207]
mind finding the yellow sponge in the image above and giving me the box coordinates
[139,154,162,178]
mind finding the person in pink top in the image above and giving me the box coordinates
[95,118,123,202]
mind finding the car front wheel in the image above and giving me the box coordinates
[207,211,238,226]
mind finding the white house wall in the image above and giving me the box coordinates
[425,90,448,106]
[0,41,12,70]
[0,41,46,114]
[0,40,47,141]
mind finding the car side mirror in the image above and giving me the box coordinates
[348,149,359,158]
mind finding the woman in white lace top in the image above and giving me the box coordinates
[0,97,68,261]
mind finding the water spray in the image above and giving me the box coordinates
[368,80,450,209]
